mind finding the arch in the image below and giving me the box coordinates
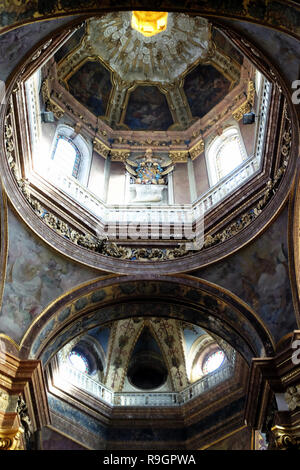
[0,10,298,276]
[0,181,8,313]
[49,124,92,186]
[205,126,247,186]
[0,2,300,43]
[291,167,300,324]
[188,333,222,382]
[18,275,275,367]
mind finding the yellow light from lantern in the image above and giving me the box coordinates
[131,11,168,37]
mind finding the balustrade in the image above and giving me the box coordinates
[57,353,235,407]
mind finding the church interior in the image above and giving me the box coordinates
[0,1,300,451]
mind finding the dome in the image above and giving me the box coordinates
[1,11,292,275]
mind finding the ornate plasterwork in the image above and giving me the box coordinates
[232,80,255,121]
[0,391,18,414]
[41,79,64,119]
[55,14,242,131]
[58,13,211,85]
[169,150,189,163]
[0,428,23,450]
[93,138,110,159]
[189,139,205,161]
[285,385,300,411]
[4,96,292,262]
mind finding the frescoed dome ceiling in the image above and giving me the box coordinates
[55,13,244,131]
[57,317,235,394]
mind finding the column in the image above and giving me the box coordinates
[168,173,174,205]
[187,156,197,202]
[245,330,300,450]
[0,348,50,450]
[103,154,111,203]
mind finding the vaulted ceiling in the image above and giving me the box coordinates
[54,14,244,132]
[0,1,299,451]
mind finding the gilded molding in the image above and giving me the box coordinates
[284,385,300,411]
[93,138,110,159]
[272,424,300,450]
[189,139,205,161]
[0,181,8,313]
[41,79,64,119]
[110,149,131,162]
[0,428,23,450]
[169,150,189,163]
[232,80,255,121]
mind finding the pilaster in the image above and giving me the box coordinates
[0,350,50,450]
[245,330,300,450]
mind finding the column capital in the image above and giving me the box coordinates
[0,350,50,432]
[244,331,300,449]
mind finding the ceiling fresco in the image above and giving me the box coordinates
[184,63,232,118]
[56,317,234,394]
[123,85,174,131]
[56,13,243,131]
[66,60,112,117]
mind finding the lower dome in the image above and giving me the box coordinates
[127,352,168,390]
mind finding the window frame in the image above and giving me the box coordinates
[205,125,248,187]
[50,124,92,186]
[51,133,81,179]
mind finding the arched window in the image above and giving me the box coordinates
[206,127,247,186]
[202,350,225,374]
[43,124,92,186]
[69,350,90,374]
[51,134,81,178]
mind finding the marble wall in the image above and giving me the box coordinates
[206,426,252,450]
[41,426,87,450]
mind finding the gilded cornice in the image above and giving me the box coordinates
[3,93,293,263]
[232,80,255,121]
[93,138,110,159]
[41,79,64,119]
[189,139,205,161]
[110,149,131,162]
[169,150,189,163]
[0,14,297,274]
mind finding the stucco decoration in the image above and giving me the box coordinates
[0,207,101,342]
[196,206,297,343]
[104,318,189,392]
[58,13,211,85]
[285,386,300,412]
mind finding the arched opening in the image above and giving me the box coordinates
[51,134,81,178]
[206,127,247,186]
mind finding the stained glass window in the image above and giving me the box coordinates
[51,134,81,178]
[69,350,89,373]
[202,350,225,374]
